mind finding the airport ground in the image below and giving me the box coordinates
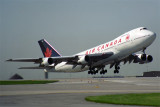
[0,77,160,107]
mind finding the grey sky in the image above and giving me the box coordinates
[1,0,160,80]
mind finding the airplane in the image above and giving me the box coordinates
[7,27,156,75]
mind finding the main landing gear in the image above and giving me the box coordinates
[114,64,120,74]
[100,68,107,75]
[88,64,121,75]
[88,66,107,75]
[88,69,98,75]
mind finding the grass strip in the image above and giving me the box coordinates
[0,80,58,85]
[85,93,160,106]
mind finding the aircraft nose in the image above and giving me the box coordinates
[147,30,156,42]
[153,32,156,37]
[149,31,156,39]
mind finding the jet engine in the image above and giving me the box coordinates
[77,55,90,64]
[134,54,153,64]
[41,58,54,66]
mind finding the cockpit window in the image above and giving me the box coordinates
[140,27,147,31]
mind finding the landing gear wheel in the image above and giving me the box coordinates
[91,71,93,75]
[100,71,104,75]
[117,70,119,73]
[114,69,119,73]
[100,70,107,75]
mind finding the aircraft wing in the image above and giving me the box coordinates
[6,57,77,65]
[6,52,114,69]
[6,58,42,63]
[19,66,46,69]
[47,52,114,65]
[6,56,77,63]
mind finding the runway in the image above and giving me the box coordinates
[0,77,160,107]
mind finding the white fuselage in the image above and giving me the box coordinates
[47,27,156,72]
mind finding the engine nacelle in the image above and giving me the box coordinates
[135,54,153,64]
[77,55,90,64]
[147,55,153,62]
[141,54,146,61]
[41,58,54,66]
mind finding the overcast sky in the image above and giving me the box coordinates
[1,0,160,80]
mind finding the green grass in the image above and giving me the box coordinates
[0,80,58,85]
[85,93,160,106]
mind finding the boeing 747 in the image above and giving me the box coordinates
[7,27,156,75]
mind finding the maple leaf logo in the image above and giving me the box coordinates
[45,48,52,57]
[126,34,130,41]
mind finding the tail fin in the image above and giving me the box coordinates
[38,39,61,57]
